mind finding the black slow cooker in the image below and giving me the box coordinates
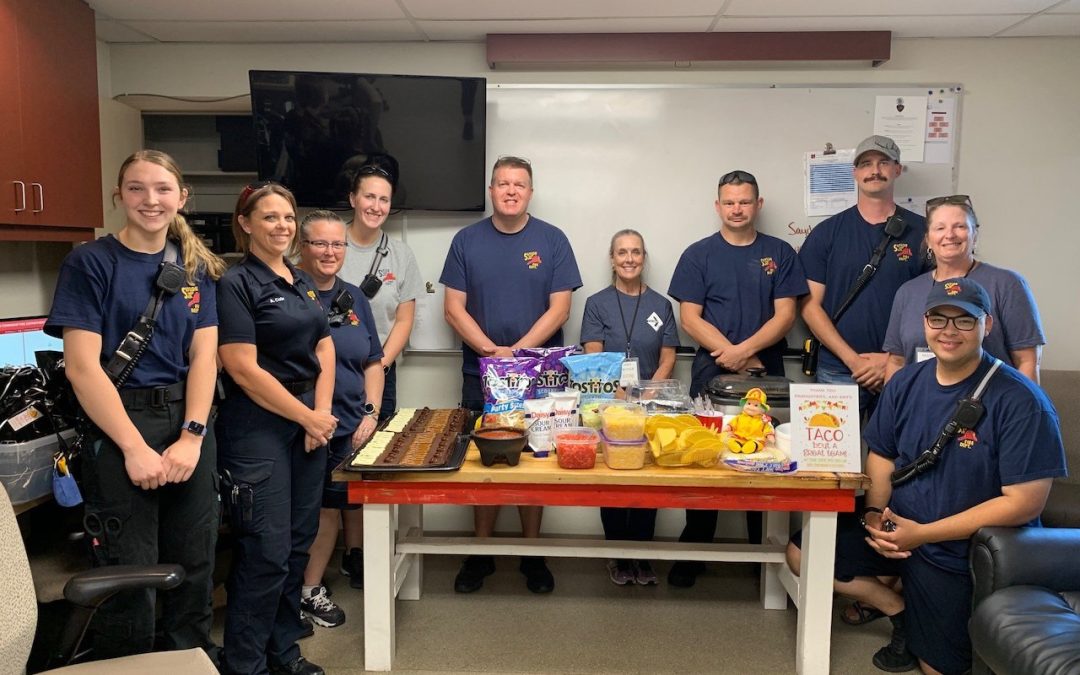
[704,367,791,424]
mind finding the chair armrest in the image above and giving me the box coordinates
[63,563,184,607]
[1042,481,1080,528]
[970,527,1080,609]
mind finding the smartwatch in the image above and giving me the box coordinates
[382,363,391,374]
[182,420,208,437]
[362,402,378,418]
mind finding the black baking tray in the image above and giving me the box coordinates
[339,433,470,474]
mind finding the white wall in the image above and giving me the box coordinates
[93,37,1080,536]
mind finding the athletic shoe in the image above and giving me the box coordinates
[453,555,495,593]
[300,585,345,628]
[606,559,635,585]
[634,560,658,586]
[339,547,364,589]
[520,556,555,593]
[268,656,325,675]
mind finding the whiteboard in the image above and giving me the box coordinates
[403,83,962,350]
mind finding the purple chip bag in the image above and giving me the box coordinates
[513,345,580,397]
[479,356,542,428]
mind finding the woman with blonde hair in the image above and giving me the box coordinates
[45,149,225,659]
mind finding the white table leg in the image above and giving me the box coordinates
[398,504,423,600]
[761,509,788,610]
[796,510,837,675]
[363,503,396,671]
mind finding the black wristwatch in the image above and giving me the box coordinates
[362,402,378,418]
[182,420,207,437]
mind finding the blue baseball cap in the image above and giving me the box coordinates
[924,277,992,317]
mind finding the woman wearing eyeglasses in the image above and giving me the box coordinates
[339,158,423,429]
[295,210,384,629]
[883,195,1045,383]
[215,183,337,675]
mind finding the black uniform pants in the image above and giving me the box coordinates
[80,396,218,658]
[216,391,325,675]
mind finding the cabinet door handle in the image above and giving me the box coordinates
[31,183,44,213]
[13,181,26,212]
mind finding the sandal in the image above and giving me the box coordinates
[840,601,886,625]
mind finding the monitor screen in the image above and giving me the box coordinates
[0,317,62,368]
[250,70,487,211]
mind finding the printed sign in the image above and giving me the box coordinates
[790,383,861,472]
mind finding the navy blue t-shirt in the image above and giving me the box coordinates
[217,255,329,384]
[580,286,681,380]
[864,354,1067,573]
[798,205,926,371]
[668,231,808,360]
[45,235,218,389]
[318,280,383,437]
[439,216,582,376]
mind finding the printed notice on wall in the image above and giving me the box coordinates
[874,95,927,163]
[804,149,856,217]
[923,96,957,164]
[790,383,861,472]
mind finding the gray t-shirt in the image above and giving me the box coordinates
[882,262,1045,367]
[340,232,424,353]
[580,285,681,379]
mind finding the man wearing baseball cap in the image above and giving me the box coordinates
[789,277,1066,674]
[799,135,927,415]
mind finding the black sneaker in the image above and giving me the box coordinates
[667,561,705,588]
[340,547,364,589]
[454,555,496,593]
[269,656,325,675]
[872,611,918,672]
[520,556,555,594]
[300,585,345,628]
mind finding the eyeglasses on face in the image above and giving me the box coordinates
[925,312,979,331]
[302,239,347,252]
[719,170,757,187]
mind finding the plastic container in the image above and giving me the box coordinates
[626,379,693,414]
[0,430,74,505]
[599,400,647,440]
[772,422,791,456]
[579,402,603,430]
[553,426,599,469]
[600,432,646,470]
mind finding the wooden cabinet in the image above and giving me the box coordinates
[0,0,101,242]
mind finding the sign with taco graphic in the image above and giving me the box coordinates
[790,383,861,472]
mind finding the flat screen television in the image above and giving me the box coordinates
[249,70,487,211]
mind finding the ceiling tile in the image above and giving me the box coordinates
[403,0,723,20]
[419,17,714,41]
[998,13,1080,35]
[87,0,407,22]
[713,15,1024,38]
[1047,0,1080,12]
[724,0,1058,17]
[95,18,157,43]
[121,20,426,43]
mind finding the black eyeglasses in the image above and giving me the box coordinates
[925,312,979,331]
[719,170,758,187]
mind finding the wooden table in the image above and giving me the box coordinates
[338,449,869,674]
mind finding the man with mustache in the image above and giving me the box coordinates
[799,135,927,415]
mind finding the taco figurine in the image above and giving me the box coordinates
[721,387,775,454]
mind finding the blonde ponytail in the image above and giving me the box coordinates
[169,214,226,283]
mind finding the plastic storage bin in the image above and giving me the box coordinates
[599,400,647,441]
[553,426,599,469]
[0,430,74,505]
[600,431,646,470]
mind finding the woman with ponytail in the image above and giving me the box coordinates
[44,150,224,660]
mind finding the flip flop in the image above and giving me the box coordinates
[840,601,886,625]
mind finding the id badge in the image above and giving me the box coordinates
[620,358,641,388]
[915,347,935,363]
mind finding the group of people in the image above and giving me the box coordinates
[42,133,1065,675]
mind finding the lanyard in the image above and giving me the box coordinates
[614,284,643,357]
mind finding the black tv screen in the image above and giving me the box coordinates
[250,70,486,211]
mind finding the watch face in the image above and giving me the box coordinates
[362,403,376,415]
[184,421,207,436]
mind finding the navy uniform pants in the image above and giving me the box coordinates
[80,395,218,658]
[216,391,325,675]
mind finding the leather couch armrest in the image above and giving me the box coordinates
[970,527,1080,609]
[63,563,184,607]
[1042,481,1080,528]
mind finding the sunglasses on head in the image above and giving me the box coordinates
[497,155,531,166]
[926,194,978,225]
[719,170,758,187]
[356,165,392,181]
